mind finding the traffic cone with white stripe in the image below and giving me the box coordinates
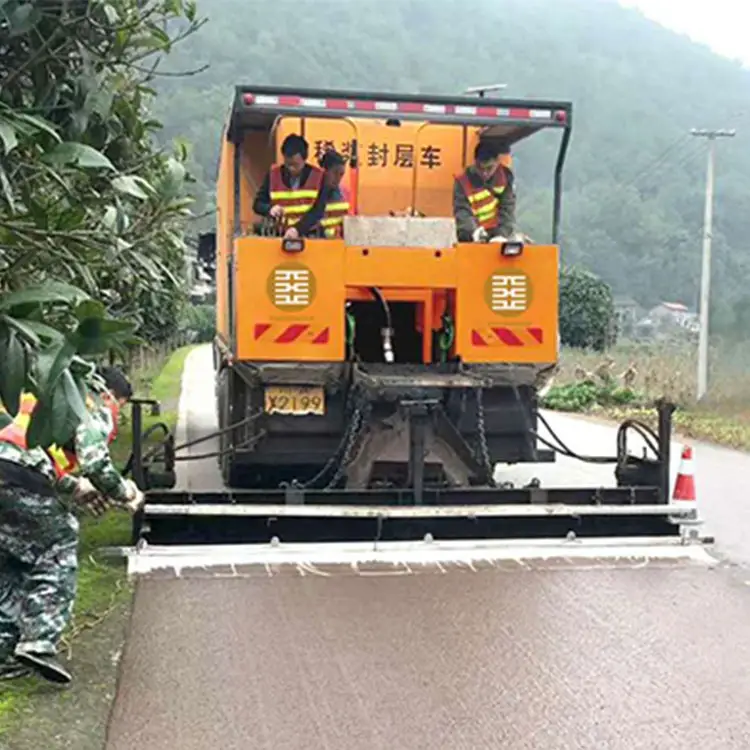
[671,445,700,536]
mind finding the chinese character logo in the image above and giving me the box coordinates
[267,262,317,311]
[484,271,532,315]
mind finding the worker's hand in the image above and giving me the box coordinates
[490,234,508,244]
[122,479,145,514]
[269,205,284,219]
[283,227,299,240]
[472,227,489,243]
[72,478,113,517]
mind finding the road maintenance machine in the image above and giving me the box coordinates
[129,85,706,559]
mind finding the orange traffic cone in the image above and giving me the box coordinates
[672,445,698,529]
[673,445,696,502]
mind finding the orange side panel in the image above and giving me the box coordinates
[274,117,468,218]
[240,130,275,231]
[352,120,424,215]
[455,244,559,364]
[234,237,345,362]
[345,246,456,289]
[412,124,468,217]
[215,132,234,341]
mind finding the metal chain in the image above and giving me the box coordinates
[323,398,370,490]
[286,387,371,491]
[475,387,496,487]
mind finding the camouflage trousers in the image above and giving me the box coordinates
[0,478,79,662]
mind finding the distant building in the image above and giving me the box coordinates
[639,301,699,339]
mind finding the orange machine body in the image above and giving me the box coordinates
[216,96,565,369]
[232,238,557,365]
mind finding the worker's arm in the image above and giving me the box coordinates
[294,185,332,237]
[56,410,130,503]
[453,179,477,241]
[495,168,517,238]
[252,171,272,216]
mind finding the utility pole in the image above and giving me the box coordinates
[691,128,735,400]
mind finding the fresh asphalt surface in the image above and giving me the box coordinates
[104,346,750,749]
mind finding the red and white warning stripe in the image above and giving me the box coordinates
[243,93,568,124]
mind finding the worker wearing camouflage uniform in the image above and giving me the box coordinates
[0,366,143,684]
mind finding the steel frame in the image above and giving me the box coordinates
[128,397,690,547]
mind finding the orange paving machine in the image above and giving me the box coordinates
[129,85,704,555]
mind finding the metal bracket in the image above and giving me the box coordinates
[401,398,439,505]
[284,483,305,505]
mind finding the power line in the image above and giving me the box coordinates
[617,134,690,194]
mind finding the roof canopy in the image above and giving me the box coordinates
[228,85,572,145]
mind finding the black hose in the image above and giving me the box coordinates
[122,422,172,478]
[536,405,661,464]
[616,418,661,460]
[530,428,617,464]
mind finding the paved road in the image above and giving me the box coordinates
[104,345,750,749]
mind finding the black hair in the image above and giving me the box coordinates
[98,365,133,401]
[281,134,309,160]
[320,149,345,170]
[475,140,501,163]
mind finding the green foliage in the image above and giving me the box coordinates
[542,380,640,412]
[0,0,205,446]
[183,303,216,343]
[0,0,205,345]
[559,266,616,352]
[0,284,138,447]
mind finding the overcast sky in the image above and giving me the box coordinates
[619,0,750,67]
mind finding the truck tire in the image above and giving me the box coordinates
[216,367,241,487]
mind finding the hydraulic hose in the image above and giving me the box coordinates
[370,287,394,362]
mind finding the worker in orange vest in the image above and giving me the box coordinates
[284,149,352,239]
[453,139,517,243]
[253,134,325,233]
[0,366,142,684]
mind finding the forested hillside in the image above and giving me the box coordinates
[152,0,750,335]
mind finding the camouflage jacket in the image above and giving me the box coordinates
[0,395,130,503]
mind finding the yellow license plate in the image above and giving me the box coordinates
[264,386,325,416]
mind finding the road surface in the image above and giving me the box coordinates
[105,346,750,749]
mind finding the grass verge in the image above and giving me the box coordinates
[544,344,750,451]
[0,344,196,737]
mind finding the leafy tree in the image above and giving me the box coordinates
[0,0,205,445]
[559,265,616,351]
[0,0,204,343]
[0,283,137,448]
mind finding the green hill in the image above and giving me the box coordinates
[154,0,750,335]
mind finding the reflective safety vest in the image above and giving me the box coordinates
[0,391,120,480]
[319,186,351,239]
[269,165,324,229]
[457,167,508,231]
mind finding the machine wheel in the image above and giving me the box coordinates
[217,367,235,486]
[217,365,251,488]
